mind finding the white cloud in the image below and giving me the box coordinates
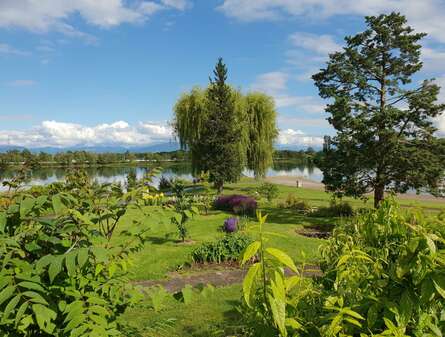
[422,47,445,72]
[251,71,325,113]
[160,0,191,11]
[7,80,37,87]
[0,0,190,41]
[0,43,29,56]
[251,71,288,95]
[0,120,321,148]
[0,120,174,148]
[218,0,445,43]
[290,32,341,55]
[277,128,324,146]
[278,115,329,128]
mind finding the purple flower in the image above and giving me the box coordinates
[214,195,257,215]
[224,217,238,233]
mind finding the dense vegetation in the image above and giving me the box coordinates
[1,11,445,337]
[173,58,278,189]
[315,13,445,207]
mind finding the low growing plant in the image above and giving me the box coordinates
[278,193,312,213]
[257,182,279,202]
[191,233,253,264]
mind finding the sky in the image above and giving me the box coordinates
[1,0,445,149]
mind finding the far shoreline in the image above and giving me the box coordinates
[265,175,445,203]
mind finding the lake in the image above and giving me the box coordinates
[0,161,322,191]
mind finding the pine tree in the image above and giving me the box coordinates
[313,13,445,207]
[201,58,243,192]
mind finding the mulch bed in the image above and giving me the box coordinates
[295,225,332,239]
[133,263,322,293]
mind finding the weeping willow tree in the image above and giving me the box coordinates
[245,93,278,178]
[172,58,278,190]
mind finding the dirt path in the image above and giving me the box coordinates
[133,265,321,292]
[266,175,445,203]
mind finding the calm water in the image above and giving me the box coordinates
[0,161,322,191]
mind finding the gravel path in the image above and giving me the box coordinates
[133,265,321,292]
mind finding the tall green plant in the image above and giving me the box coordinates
[173,59,278,189]
[241,211,305,337]
[0,170,154,336]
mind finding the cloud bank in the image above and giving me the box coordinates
[0,0,191,42]
[0,120,323,148]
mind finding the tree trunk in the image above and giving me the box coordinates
[214,181,223,194]
[374,185,385,208]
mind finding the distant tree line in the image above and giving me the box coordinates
[0,149,189,169]
[0,148,319,170]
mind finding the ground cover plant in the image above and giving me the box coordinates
[240,199,445,336]
[0,170,157,336]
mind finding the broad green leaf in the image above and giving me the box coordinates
[52,195,66,214]
[243,262,260,307]
[22,291,48,305]
[433,275,445,300]
[20,197,35,218]
[266,248,298,273]
[32,304,57,333]
[35,255,53,272]
[0,285,16,306]
[0,212,6,233]
[15,302,29,326]
[242,241,260,265]
[17,281,45,293]
[65,251,77,276]
[285,275,302,292]
[286,317,303,330]
[2,294,21,322]
[77,248,89,268]
[48,255,64,283]
[343,308,365,320]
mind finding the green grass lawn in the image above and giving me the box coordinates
[121,284,243,337]
[117,178,444,336]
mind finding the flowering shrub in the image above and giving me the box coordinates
[223,217,238,233]
[214,194,257,216]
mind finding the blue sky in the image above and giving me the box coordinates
[1,0,445,148]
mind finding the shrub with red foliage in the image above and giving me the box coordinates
[214,194,257,216]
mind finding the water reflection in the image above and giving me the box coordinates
[0,161,322,191]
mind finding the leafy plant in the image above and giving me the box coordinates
[278,194,312,213]
[310,199,354,218]
[241,199,445,336]
[257,182,279,202]
[0,170,154,336]
[240,211,306,337]
[168,180,198,242]
[191,233,252,264]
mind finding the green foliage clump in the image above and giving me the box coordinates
[278,193,312,213]
[257,182,279,202]
[241,200,445,336]
[310,199,354,218]
[191,233,253,264]
[173,58,278,190]
[314,12,445,207]
[0,170,153,336]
